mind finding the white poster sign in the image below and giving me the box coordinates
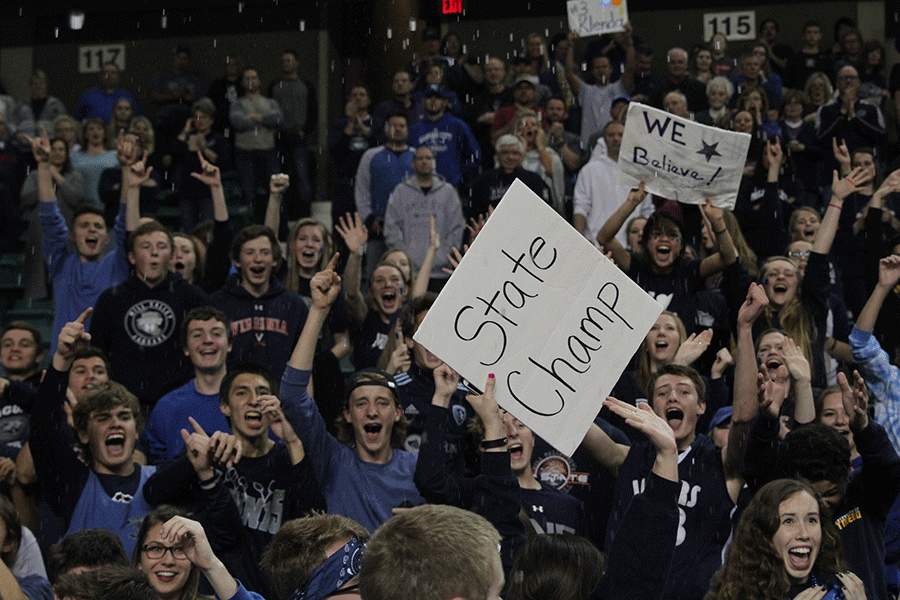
[567,0,628,37]
[413,179,662,455]
[617,102,750,208]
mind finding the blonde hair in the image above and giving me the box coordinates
[360,505,500,600]
[758,257,814,367]
[636,311,687,396]
[128,116,155,155]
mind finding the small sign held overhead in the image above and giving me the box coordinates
[567,0,628,37]
[617,103,750,208]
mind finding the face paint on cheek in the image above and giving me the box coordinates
[764,277,770,287]
[397,283,405,297]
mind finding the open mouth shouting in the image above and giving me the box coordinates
[665,407,684,429]
[84,234,100,253]
[508,442,523,459]
[787,546,812,571]
[363,422,383,444]
[243,410,265,431]
[378,289,399,314]
[764,357,784,379]
[104,432,127,458]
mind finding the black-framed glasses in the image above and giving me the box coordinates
[142,544,187,559]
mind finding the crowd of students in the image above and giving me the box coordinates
[0,13,899,600]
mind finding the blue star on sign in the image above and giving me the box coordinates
[697,140,722,162]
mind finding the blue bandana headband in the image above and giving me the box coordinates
[290,538,365,600]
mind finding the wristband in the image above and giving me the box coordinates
[713,228,727,235]
[480,437,508,450]
[198,473,219,487]
[828,203,842,210]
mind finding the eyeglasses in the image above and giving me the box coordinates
[142,544,187,559]
[787,251,810,258]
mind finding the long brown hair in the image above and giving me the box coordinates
[284,218,333,294]
[134,506,201,600]
[705,479,845,600]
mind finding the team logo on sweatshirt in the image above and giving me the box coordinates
[533,450,589,491]
[124,300,176,347]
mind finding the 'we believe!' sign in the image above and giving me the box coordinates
[618,103,750,209]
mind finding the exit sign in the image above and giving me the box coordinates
[442,0,462,14]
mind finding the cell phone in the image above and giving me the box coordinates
[460,377,483,396]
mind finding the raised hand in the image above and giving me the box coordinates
[627,181,647,205]
[781,336,810,382]
[878,254,900,290]
[190,150,221,188]
[258,395,299,444]
[116,129,138,166]
[159,516,217,571]
[737,282,769,327]
[335,212,368,254]
[465,374,503,440]
[310,254,341,310]
[180,416,215,476]
[442,245,468,276]
[838,370,869,432]
[603,397,677,456]
[878,168,900,195]
[711,347,734,379]
[208,429,242,469]
[57,307,92,362]
[125,152,154,188]
[830,166,868,201]
[25,126,51,163]
[766,138,784,166]
[832,137,852,169]
[428,215,441,252]
[673,329,713,366]
[433,362,459,406]
[758,364,788,419]
[386,330,411,375]
[466,209,491,243]
[700,198,724,226]
[270,173,289,194]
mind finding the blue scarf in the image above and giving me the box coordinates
[289,538,365,600]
